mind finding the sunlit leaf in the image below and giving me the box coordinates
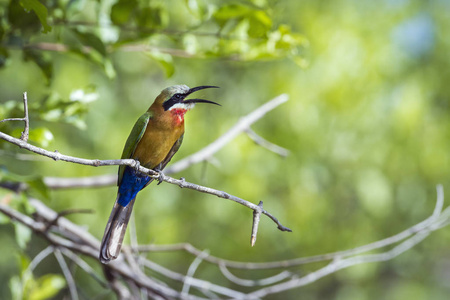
[214,3,252,21]
[29,274,65,300]
[146,51,175,77]
[28,127,54,148]
[9,275,23,300]
[138,6,168,29]
[111,0,137,25]
[27,177,50,201]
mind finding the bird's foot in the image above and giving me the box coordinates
[133,160,141,173]
[151,167,165,185]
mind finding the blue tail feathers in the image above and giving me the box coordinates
[117,166,152,207]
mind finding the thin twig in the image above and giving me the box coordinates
[0,92,29,141]
[60,248,108,287]
[245,128,290,157]
[218,263,293,286]
[159,173,292,233]
[182,250,210,297]
[54,248,79,300]
[246,230,432,298]
[251,201,264,246]
[21,92,29,141]
[166,94,289,174]
[0,187,448,299]
[28,246,54,272]
[137,185,447,270]
[140,258,248,299]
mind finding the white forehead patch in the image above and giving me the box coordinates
[168,84,190,94]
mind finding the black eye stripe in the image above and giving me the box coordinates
[163,94,184,111]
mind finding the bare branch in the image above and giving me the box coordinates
[32,94,289,190]
[28,246,54,272]
[54,248,79,300]
[1,126,291,235]
[0,92,29,141]
[218,263,293,286]
[158,173,292,234]
[251,201,264,246]
[0,186,448,299]
[60,248,108,287]
[137,185,448,270]
[182,250,209,297]
[43,174,116,189]
[0,93,292,239]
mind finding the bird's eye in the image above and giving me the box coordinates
[175,94,182,99]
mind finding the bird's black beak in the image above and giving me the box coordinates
[183,86,221,106]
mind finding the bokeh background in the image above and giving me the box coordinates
[1,0,449,299]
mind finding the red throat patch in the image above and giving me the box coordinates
[170,108,188,125]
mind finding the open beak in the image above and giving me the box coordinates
[183,86,221,106]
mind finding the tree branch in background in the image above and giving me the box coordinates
[166,94,289,174]
[0,186,447,299]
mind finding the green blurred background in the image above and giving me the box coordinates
[1,0,449,299]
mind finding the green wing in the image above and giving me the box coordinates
[118,112,152,186]
[160,134,184,170]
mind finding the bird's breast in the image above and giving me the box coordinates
[132,115,184,169]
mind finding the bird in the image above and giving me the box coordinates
[100,85,219,264]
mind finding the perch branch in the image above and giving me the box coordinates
[0,93,292,241]
[11,94,288,190]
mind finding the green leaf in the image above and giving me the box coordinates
[9,275,23,300]
[23,48,53,83]
[27,177,50,201]
[111,0,137,25]
[7,0,41,36]
[19,0,52,33]
[14,222,32,249]
[72,29,107,57]
[248,10,272,38]
[137,5,168,29]
[214,4,252,21]
[146,51,175,77]
[0,47,9,68]
[28,127,54,148]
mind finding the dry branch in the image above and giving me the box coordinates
[0,186,448,299]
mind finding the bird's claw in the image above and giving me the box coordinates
[150,167,164,185]
[156,171,165,185]
[133,160,141,172]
